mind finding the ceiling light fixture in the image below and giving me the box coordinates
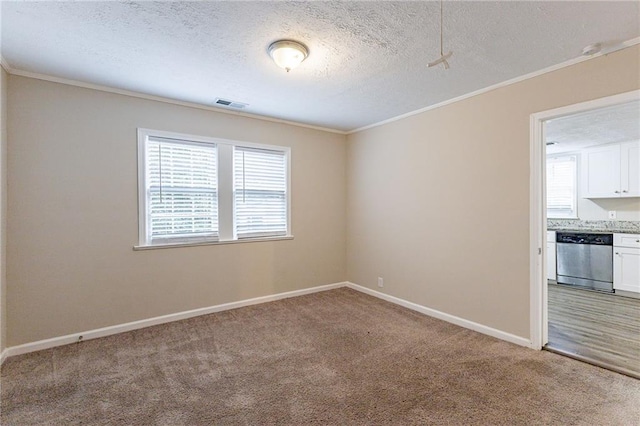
[268,40,308,72]
[427,0,453,69]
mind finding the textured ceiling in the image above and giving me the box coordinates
[2,1,640,132]
[546,101,640,155]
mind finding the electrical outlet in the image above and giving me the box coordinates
[608,211,617,219]
[377,277,384,288]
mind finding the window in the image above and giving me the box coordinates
[546,155,577,218]
[137,129,290,248]
[144,137,218,244]
[234,147,287,239]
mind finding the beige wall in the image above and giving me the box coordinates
[7,76,347,346]
[346,45,640,339]
[0,67,7,352]
[5,46,639,348]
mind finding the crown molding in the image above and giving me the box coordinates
[4,36,638,136]
[347,37,640,135]
[0,56,13,73]
[6,67,347,135]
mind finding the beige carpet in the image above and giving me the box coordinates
[2,287,640,425]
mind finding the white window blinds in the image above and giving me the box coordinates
[547,155,577,218]
[146,137,218,243]
[138,129,291,248]
[234,146,287,238]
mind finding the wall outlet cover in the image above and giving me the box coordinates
[377,277,384,288]
[608,211,617,219]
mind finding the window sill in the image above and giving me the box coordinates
[548,216,579,220]
[133,235,294,251]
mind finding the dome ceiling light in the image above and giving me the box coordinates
[268,40,309,72]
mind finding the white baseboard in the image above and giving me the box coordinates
[3,280,533,361]
[3,281,349,359]
[346,282,533,348]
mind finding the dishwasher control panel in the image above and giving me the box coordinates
[556,232,613,246]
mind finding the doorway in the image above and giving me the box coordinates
[530,90,640,377]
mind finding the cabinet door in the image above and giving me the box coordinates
[620,141,640,197]
[546,242,556,281]
[613,247,640,293]
[581,144,621,198]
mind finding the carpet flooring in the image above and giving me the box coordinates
[2,287,640,425]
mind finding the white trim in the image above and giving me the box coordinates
[529,112,545,350]
[3,281,349,359]
[136,128,291,248]
[286,147,292,239]
[217,144,235,241]
[0,56,12,73]
[133,235,294,250]
[531,91,640,123]
[6,68,347,135]
[529,89,640,351]
[3,279,539,360]
[349,37,640,135]
[136,129,147,246]
[346,282,533,348]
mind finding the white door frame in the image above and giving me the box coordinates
[529,89,640,349]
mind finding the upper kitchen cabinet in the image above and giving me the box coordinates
[581,141,640,198]
[621,141,640,197]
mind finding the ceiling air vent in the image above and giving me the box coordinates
[214,98,248,109]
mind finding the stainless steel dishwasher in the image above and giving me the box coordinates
[556,232,614,292]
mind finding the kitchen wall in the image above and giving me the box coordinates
[578,187,640,221]
[7,76,347,346]
[0,67,7,353]
[346,45,640,339]
[548,146,640,222]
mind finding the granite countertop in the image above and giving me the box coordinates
[547,219,640,235]
[547,229,638,234]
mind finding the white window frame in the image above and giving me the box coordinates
[136,128,292,249]
[546,153,578,219]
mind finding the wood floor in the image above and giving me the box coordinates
[547,282,640,378]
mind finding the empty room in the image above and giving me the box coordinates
[1,1,639,424]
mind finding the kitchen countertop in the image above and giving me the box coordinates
[547,219,639,235]
[547,228,639,234]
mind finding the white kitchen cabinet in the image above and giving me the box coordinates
[581,144,620,198]
[613,233,640,294]
[581,141,640,198]
[547,231,556,281]
[614,233,640,248]
[546,242,557,281]
[621,141,640,197]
